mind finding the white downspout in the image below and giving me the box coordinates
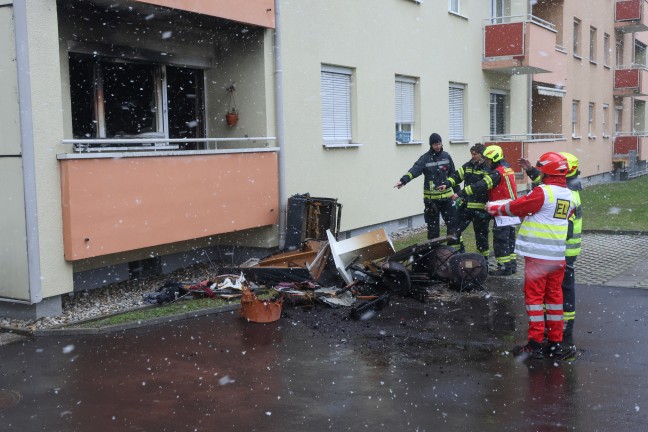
[274,0,287,250]
[14,0,43,303]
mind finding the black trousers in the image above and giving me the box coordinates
[562,255,576,332]
[492,223,516,263]
[424,198,459,243]
[455,208,490,254]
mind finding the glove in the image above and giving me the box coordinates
[485,203,499,216]
[453,196,466,209]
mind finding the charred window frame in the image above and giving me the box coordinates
[69,53,205,148]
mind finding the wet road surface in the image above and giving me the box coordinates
[1,281,648,431]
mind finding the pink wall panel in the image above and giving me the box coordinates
[135,0,275,28]
[60,152,279,260]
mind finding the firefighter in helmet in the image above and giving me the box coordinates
[450,144,518,275]
[487,152,576,360]
[519,151,582,351]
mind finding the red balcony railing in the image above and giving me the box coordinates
[614,65,648,96]
[615,0,648,33]
[483,15,557,75]
[614,134,647,160]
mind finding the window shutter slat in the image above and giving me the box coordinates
[321,69,351,143]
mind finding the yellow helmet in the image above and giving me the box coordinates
[483,145,504,162]
[559,152,579,177]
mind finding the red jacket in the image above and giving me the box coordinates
[490,176,568,217]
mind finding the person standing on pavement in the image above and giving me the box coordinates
[519,152,582,350]
[394,133,463,250]
[448,145,517,275]
[437,143,491,259]
[486,152,576,360]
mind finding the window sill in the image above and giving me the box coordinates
[449,140,470,145]
[588,135,597,140]
[572,135,582,140]
[396,140,423,146]
[573,54,582,60]
[448,11,469,20]
[323,142,362,149]
[405,0,422,4]
[602,134,610,139]
[589,60,597,66]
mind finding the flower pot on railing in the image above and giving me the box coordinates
[225,110,239,127]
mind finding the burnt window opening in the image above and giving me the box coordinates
[69,53,205,148]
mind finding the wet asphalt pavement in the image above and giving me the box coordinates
[2,276,648,432]
[1,233,648,431]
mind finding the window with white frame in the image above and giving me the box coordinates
[69,53,205,147]
[321,65,353,146]
[490,91,506,136]
[449,84,465,141]
[572,100,580,137]
[449,0,460,14]
[602,104,609,137]
[604,33,610,66]
[573,19,581,58]
[395,76,416,143]
[616,39,624,67]
[589,27,597,62]
[615,105,622,133]
[635,41,647,67]
[588,102,595,137]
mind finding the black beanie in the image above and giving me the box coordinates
[429,133,442,145]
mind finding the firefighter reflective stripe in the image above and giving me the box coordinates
[563,310,575,322]
[565,190,582,257]
[515,185,574,260]
[546,302,563,322]
[406,172,414,180]
[425,160,450,168]
[527,304,544,311]
[424,189,453,199]
[466,202,485,210]
[484,175,494,189]
[502,168,516,199]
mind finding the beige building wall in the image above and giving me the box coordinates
[278,0,530,233]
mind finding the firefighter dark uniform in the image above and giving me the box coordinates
[522,152,582,348]
[487,151,576,360]
[442,147,491,258]
[396,133,462,247]
[454,145,517,275]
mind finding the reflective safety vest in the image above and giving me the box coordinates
[565,189,582,257]
[515,185,574,260]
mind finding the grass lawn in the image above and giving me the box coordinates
[394,174,648,251]
[580,175,648,232]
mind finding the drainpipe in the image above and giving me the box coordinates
[14,0,43,303]
[274,0,287,250]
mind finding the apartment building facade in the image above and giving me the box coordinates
[1,0,644,319]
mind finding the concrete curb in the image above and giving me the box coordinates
[32,303,241,337]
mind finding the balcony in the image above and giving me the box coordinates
[483,134,567,177]
[133,0,275,28]
[613,134,648,161]
[614,65,648,96]
[615,0,648,33]
[58,138,278,261]
[483,15,557,75]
